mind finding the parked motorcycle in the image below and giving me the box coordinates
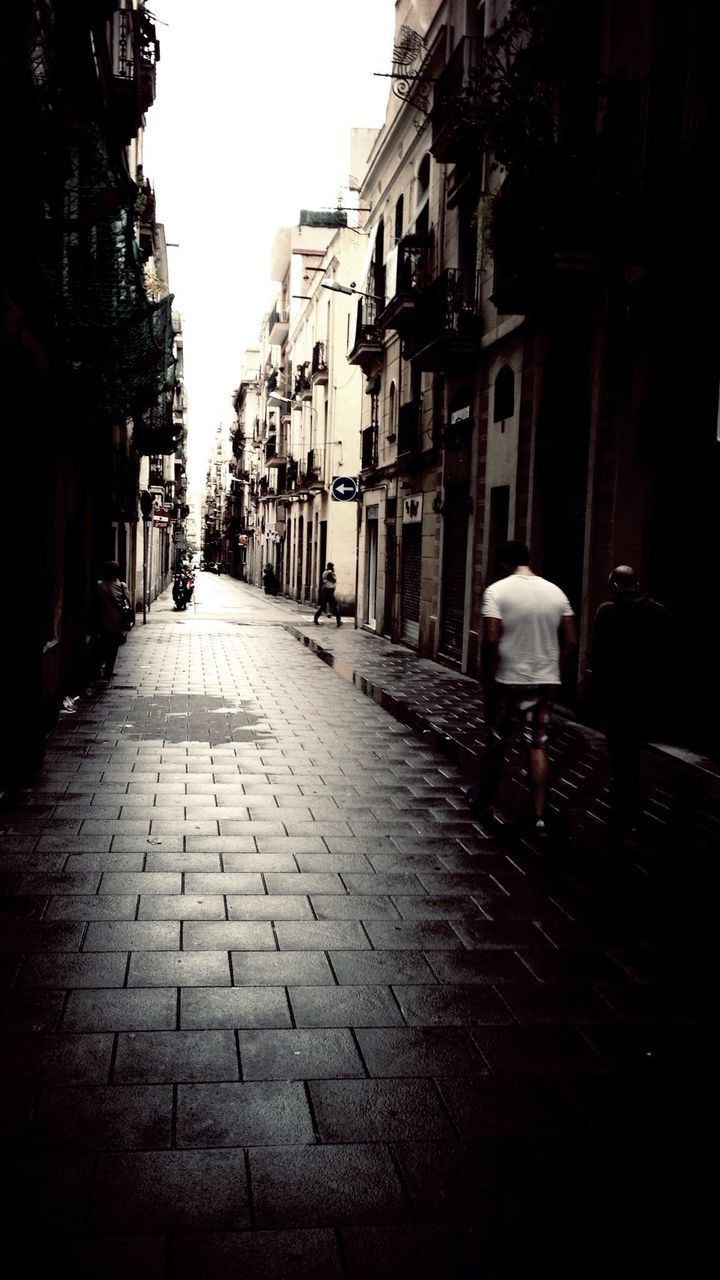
[182,563,195,599]
[172,571,191,611]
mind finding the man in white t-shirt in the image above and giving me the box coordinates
[469,541,577,834]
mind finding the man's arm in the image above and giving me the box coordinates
[481,617,503,684]
[559,614,578,675]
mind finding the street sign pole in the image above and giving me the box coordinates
[142,519,149,625]
[140,490,155,626]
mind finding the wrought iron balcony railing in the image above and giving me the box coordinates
[378,234,433,332]
[306,448,324,487]
[348,297,384,368]
[404,268,482,370]
[294,366,311,397]
[311,341,328,382]
[110,7,159,141]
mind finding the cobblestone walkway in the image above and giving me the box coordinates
[0,579,716,1277]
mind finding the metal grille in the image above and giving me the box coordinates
[439,486,470,661]
[401,524,422,646]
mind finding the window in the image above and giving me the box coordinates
[387,381,396,439]
[493,365,515,423]
[416,155,431,237]
[394,195,404,242]
[373,219,385,303]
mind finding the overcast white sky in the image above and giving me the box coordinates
[142,0,396,487]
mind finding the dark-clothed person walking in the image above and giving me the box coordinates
[262,565,279,595]
[314,562,342,626]
[591,564,671,832]
[94,561,131,679]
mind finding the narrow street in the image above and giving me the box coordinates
[0,576,716,1278]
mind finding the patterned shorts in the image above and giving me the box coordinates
[485,683,556,750]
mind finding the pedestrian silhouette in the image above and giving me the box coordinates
[93,560,132,679]
[591,564,672,834]
[468,541,577,837]
[314,562,342,626]
[262,565,279,595]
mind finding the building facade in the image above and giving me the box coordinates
[210,0,717,753]
[1,0,183,777]
[344,0,719,748]
[228,210,370,613]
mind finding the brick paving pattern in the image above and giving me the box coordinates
[0,577,717,1277]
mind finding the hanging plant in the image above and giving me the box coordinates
[465,0,602,177]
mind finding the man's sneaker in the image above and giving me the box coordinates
[313,618,320,625]
[337,620,342,627]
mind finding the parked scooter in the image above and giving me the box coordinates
[172,570,191,611]
[182,563,195,599]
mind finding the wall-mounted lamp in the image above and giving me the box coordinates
[321,279,383,302]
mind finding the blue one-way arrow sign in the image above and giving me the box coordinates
[331,475,358,502]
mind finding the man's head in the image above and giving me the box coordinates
[498,541,530,571]
[609,564,638,594]
[327,562,334,571]
[101,560,119,581]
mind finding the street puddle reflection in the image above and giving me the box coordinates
[116,694,273,744]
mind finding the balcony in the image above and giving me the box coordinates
[306,448,325,489]
[284,457,298,492]
[231,426,246,459]
[109,7,159,143]
[311,341,328,384]
[268,305,289,346]
[264,439,276,462]
[430,36,483,165]
[267,435,288,467]
[361,425,378,472]
[136,176,156,261]
[294,365,312,399]
[347,297,384,371]
[133,396,181,456]
[403,269,482,372]
[377,234,433,333]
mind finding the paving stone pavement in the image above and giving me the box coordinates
[0,576,717,1278]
